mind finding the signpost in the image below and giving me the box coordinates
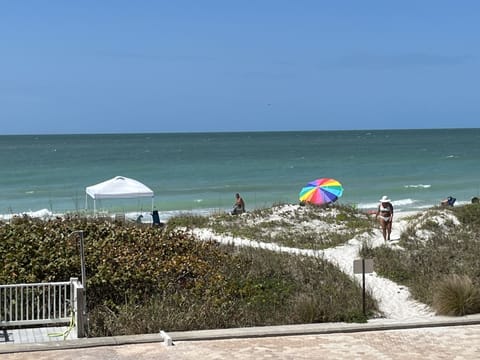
[353,258,373,316]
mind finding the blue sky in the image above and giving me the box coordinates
[1,1,479,134]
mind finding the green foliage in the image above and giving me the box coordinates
[0,216,229,308]
[0,213,378,336]
[0,215,80,283]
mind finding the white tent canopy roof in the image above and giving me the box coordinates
[86,176,154,199]
[85,176,154,213]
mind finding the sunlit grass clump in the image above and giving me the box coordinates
[433,275,480,316]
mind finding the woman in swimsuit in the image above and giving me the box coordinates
[376,195,393,241]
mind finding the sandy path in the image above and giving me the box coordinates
[191,211,435,321]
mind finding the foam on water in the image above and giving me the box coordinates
[0,209,55,221]
[404,184,431,188]
[356,198,427,212]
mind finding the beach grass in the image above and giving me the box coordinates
[88,247,376,335]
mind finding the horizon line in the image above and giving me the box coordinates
[1,127,479,137]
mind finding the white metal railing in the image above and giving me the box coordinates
[0,278,85,337]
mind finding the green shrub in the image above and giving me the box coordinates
[433,275,480,316]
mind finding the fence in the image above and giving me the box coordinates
[0,278,85,338]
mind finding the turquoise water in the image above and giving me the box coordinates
[1,129,479,217]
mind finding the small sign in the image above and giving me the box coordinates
[353,259,374,274]
[354,258,374,316]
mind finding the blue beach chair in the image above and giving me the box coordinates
[441,196,456,207]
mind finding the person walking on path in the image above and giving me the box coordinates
[376,195,394,241]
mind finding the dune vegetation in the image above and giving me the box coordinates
[1,203,479,336]
[0,205,377,337]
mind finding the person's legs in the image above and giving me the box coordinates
[386,220,392,240]
[379,218,387,241]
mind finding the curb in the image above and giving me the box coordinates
[2,314,480,354]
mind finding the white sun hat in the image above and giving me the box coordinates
[379,195,391,202]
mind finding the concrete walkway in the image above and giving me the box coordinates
[2,315,480,359]
[0,326,76,345]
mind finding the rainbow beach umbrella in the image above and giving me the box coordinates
[299,178,344,205]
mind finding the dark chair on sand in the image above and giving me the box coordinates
[152,210,162,226]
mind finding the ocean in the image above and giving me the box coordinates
[1,129,479,220]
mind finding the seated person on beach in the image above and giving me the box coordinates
[151,209,163,226]
[231,193,245,215]
[375,195,393,241]
[441,196,456,206]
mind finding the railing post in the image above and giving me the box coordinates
[71,278,85,338]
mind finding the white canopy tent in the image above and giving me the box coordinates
[85,176,154,213]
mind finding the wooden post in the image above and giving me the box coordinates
[353,258,373,318]
[362,259,366,316]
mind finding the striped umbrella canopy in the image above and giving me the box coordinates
[299,178,344,205]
